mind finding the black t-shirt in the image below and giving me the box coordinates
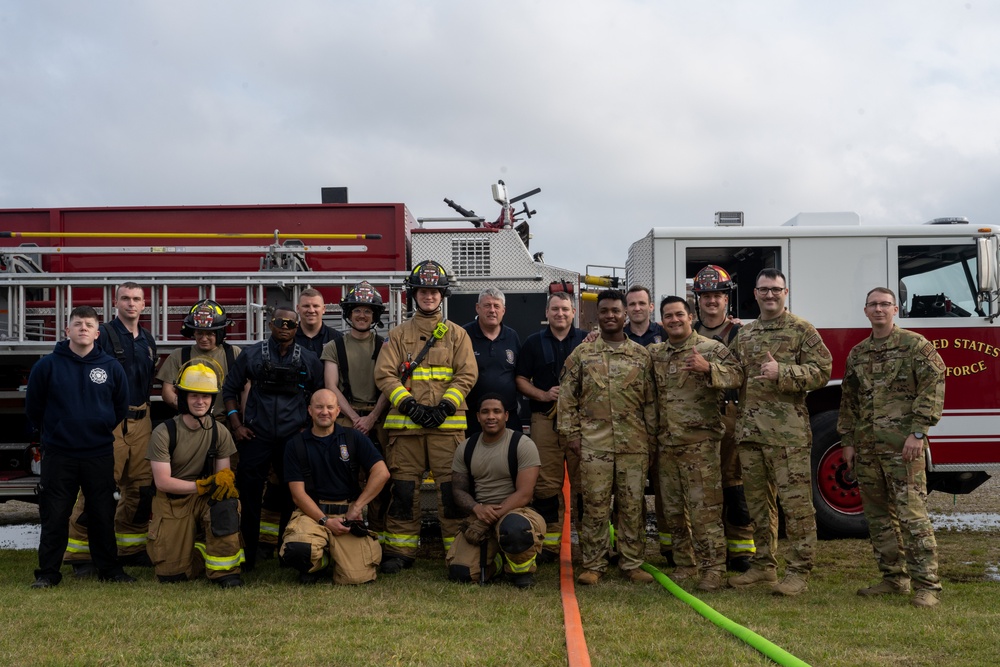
[515,327,586,414]
[463,320,522,433]
[283,425,383,501]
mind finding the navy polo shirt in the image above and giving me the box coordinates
[296,324,343,358]
[463,320,521,432]
[98,318,156,406]
[515,326,587,414]
[624,321,666,347]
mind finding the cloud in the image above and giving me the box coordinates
[2,1,1000,272]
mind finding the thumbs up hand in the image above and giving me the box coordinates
[756,351,779,381]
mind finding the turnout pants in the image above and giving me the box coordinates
[383,431,463,559]
[64,411,153,561]
[147,492,244,581]
[739,443,816,576]
[530,413,581,557]
[446,507,545,583]
[281,509,382,584]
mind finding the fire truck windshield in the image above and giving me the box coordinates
[898,243,979,317]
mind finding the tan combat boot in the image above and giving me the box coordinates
[577,570,603,586]
[911,589,941,608]
[857,579,911,597]
[772,573,809,596]
[727,567,778,589]
[625,568,654,584]
[669,566,699,583]
[697,571,724,592]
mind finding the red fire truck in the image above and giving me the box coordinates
[0,185,578,502]
[627,212,1000,537]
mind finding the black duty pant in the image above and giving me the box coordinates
[235,434,293,569]
[37,452,120,583]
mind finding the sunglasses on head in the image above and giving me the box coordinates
[271,317,298,329]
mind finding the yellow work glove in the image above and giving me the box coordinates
[211,468,239,501]
[195,475,216,496]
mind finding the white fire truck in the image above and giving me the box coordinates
[627,212,1000,537]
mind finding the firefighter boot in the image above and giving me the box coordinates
[577,570,603,586]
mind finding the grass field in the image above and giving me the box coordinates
[2,528,999,667]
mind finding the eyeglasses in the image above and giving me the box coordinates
[865,301,895,310]
[754,287,786,296]
[271,318,298,329]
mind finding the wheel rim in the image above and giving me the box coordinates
[816,444,863,515]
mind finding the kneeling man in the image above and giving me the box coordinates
[448,394,545,588]
[147,361,244,587]
[280,389,389,584]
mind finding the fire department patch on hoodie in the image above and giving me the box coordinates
[90,368,108,384]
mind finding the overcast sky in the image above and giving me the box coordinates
[2,1,998,273]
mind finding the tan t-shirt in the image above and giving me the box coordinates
[147,416,238,482]
[157,344,242,417]
[452,429,540,506]
[320,333,380,404]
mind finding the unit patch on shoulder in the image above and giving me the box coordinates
[716,347,732,360]
[805,333,822,348]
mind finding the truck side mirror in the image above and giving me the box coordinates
[976,236,1000,319]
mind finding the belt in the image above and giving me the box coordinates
[127,409,147,420]
[318,502,351,515]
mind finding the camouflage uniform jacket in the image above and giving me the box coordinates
[648,332,743,447]
[557,337,657,454]
[374,309,478,432]
[733,311,832,448]
[837,325,945,453]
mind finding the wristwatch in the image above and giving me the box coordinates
[913,432,925,440]
[318,515,328,526]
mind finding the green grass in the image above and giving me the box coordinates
[2,530,999,666]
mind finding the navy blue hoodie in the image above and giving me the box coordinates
[26,340,129,459]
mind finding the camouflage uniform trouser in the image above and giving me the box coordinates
[147,492,244,581]
[739,443,816,575]
[445,507,545,583]
[530,413,582,557]
[658,405,755,562]
[383,431,463,559]
[580,449,648,573]
[65,412,153,561]
[855,449,941,592]
[658,439,726,575]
